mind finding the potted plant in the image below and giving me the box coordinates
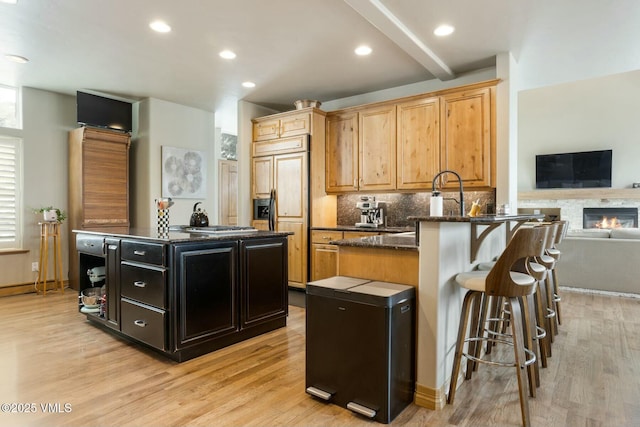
[34,206,67,223]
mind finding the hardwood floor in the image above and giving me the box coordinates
[0,289,639,426]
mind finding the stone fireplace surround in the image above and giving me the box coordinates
[518,189,640,230]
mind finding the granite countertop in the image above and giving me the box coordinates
[330,232,418,251]
[407,214,545,223]
[73,226,292,243]
[312,225,416,233]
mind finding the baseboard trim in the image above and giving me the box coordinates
[414,383,446,410]
[0,281,69,298]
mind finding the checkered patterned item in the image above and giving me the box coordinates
[157,208,170,231]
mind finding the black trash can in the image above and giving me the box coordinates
[305,276,416,424]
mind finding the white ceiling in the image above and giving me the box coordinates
[1,0,640,117]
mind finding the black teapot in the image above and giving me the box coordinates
[190,202,209,227]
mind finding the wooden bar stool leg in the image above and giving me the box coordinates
[552,269,562,325]
[465,292,483,379]
[534,283,550,365]
[448,290,479,405]
[523,294,540,392]
[545,275,558,339]
[508,297,532,427]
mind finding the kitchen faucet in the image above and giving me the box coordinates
[432,170,465,216]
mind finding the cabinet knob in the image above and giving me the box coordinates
[134,281,146,288]
[133,250,146,256]
[134,320,147,327]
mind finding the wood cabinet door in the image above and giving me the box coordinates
[397,97,440,190]
[274,152,307,220]
[251,156,273,199]
[359,104,396,191]
[82,137,129,226]
[253,118,280,142]
[311,243,338,281]
[440,87,492,188]
[277,221,306,288]
[326,112,359,192]
[279,112,311,138]
[173,242,239,349]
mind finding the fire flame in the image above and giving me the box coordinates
[595,216,622,229]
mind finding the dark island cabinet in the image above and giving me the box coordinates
[172,241,239,351]
[76,232,289,362]
[241,237,288,329]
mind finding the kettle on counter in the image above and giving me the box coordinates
[190,202,209,227]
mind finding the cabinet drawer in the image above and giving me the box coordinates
[252,135,307,156]
[121,263,166,308]
[121,299,166,350]
[311,230,343,244]
[121,240,165,266]
[76,234,104,257]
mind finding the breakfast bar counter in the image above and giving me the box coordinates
[405,214,542,410]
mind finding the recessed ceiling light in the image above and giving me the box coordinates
[149,20,171,33]
[434,24,455,37]
[0,0,18,4]
[4,54,29,63]
[354,45,372,56]
[242,81,256,88]
[219,50,236,60]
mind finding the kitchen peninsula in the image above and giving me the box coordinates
[408,214,543,409]
[74,227,291,362]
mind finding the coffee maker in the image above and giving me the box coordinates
[355,196,385,228]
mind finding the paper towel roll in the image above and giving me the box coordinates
[430,196,443,216]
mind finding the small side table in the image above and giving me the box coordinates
[36,221,64,295]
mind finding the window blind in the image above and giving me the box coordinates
[0,137,21,249]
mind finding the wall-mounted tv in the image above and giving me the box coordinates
[76,91,132,133]
[535,149,612,189]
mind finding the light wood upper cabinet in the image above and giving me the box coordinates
[396,97,440,190]
[326,111,359,192]
[325,79,498,194]
[440,87,493,188]
[358,104,396,191]
[253,112,311,142]
[251,156,273,199]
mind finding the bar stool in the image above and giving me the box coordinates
[535,223,560,340]
[448,226,548,427]
[35,221,64,295]
[546,220,568,326]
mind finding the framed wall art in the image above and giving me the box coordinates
[161,146,207,199]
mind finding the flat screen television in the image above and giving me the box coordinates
[77,91,132,133]
[535,149,612,189]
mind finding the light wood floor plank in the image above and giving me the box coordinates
[0,289,639,426]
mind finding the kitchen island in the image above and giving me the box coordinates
[74,227,291,362]
[407,214,543,410]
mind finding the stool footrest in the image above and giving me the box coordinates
[463,336,537,368]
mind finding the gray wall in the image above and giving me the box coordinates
[518,69,640,191]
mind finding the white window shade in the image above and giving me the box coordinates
[0,137,21,250]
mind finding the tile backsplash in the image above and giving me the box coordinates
[336,190,496,227]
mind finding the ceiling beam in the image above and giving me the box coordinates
[344,0,456,81]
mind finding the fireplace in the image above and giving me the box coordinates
[583,207,638,229]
